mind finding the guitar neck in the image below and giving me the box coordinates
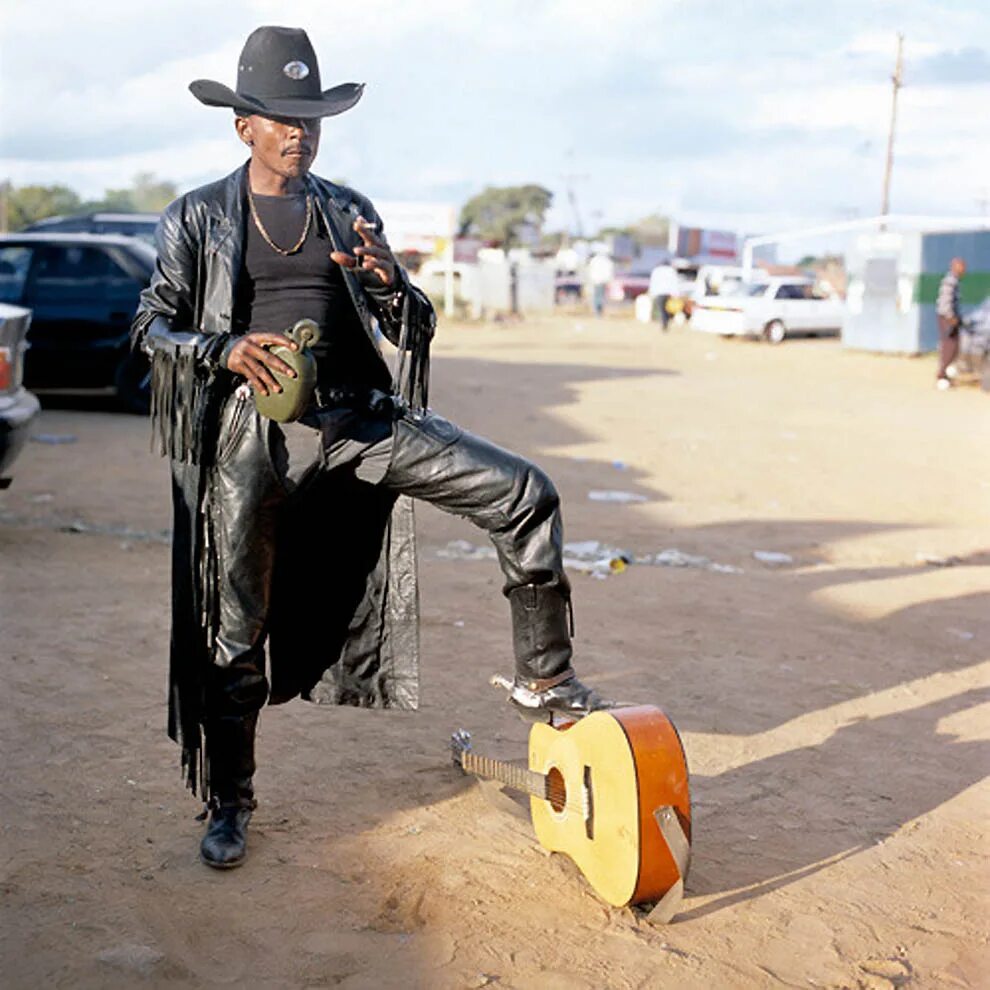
[461,751,546,800]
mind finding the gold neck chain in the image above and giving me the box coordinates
[247,186,313,256]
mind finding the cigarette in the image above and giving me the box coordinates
[352,212,378,229]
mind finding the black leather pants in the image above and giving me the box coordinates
[207,400,571,718]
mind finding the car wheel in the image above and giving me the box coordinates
[115,350,151,414]
[764,320,786,345]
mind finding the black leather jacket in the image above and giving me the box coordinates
[133,162,434,461]
[131,164,432,794]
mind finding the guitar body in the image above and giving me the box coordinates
[527,705,690,907]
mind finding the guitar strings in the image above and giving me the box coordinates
[462,754,586,814]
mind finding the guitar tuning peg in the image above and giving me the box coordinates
[450,729,474,772]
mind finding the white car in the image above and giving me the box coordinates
[690,277,844,343]
[691,264,768,304]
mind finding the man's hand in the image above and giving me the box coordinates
[330,216,396,286]
[226,332,298,396]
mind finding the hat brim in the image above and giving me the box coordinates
[189,79,364,119]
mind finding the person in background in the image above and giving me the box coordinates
[648,262,680,331]
[935,257,966,390]
[587,250,614,317]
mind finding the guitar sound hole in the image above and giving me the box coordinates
[546,766,566,813]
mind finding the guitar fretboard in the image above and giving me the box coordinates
[461,751,546,800]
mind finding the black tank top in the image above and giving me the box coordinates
[233,190,391,390]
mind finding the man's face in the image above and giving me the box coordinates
[235,114,322,179]
[951,258,967,277]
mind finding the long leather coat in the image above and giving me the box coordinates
[131,163,436,793]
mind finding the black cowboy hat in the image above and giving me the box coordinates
[189,25,364,119]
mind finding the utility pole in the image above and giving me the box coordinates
[561,150,588,240]
[564,180,586,241]
[880,32,904,221]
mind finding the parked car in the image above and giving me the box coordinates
[23,211,160,247]
[691,264,769,304]
[0,233,155,411]
[690,276,844,343]
[0,302,41,488]
[960,298,990,391]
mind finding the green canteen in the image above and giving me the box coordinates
[253,318,322,423]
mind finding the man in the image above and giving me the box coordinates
[587,250,614,317]
[131,26,606,870]
[935,256,966,390]
[647,262,679,331]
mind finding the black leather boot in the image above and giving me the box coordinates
[200,713,258,870]
[504,583,610,721]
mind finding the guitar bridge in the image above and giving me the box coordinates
[583,765,594,840]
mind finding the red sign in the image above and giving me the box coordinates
[676,227,738,261]
[0,347,11,392]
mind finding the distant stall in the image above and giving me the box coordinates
[844,229,990,354]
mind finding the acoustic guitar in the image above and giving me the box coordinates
[451,705,691,912]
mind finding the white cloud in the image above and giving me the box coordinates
[1,0,989,233]
[1,139,243,197]
[747,83,889,131]
[844,31,937,58]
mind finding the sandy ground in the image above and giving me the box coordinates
[1,313,988,989]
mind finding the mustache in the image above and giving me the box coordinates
[282,144,313,156]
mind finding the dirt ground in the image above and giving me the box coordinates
[1,313,988,989]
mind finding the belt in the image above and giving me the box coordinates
[312,385,405,417]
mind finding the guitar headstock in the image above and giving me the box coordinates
[450,729,473,771]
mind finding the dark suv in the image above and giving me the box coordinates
[23,211,160,247]
[0,233,155,412]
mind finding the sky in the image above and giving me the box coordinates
[2,0,990,243]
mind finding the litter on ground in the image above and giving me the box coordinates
[916,552,961,567]
[436,540,741,577]
[587,490,648,504]
[31,434,78,445]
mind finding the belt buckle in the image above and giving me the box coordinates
[314,385,342,409]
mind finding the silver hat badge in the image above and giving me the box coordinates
[283,60,310,80]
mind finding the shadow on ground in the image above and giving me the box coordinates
[2,345,986,984]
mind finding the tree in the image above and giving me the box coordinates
[0,172,180,231]
[597,213,671,249]
[82,173,178,213]
[458,184,553,248]
[130,172,178,212]
[4,183,81,231]
[82,187,137,212]
[628,213,670,248]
